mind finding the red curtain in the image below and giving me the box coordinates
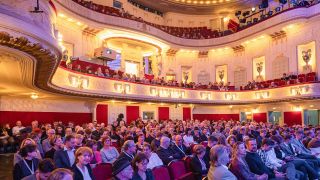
[183,107,191,121]
[0,111,92,126]
[158,107,169,121]
[192,114,239,121]
[126,106,139,124]
[96,104,108,124]
[284,111,302,126]
[253,113,267,123]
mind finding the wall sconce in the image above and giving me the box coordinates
[114,83,130,94]
[291,85,309,96]
[200,92,211,100]
[225,93,236,100]
[150,87,158,96]
[30,93,39,100]
[255,91,269,99]
[69,76,89,89]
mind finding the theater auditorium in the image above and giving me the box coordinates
[1,0,320,179]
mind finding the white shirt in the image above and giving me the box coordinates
[76,165,92,180]
[147,152,163,169]
[64,147,75,166]
[12,126,24,135]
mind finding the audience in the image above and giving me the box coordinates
[100,136,119,163]
[142,142,163,169]
[22,158,55,180]
[118,140,136,162]
[53,135,76,169]
[190,144,209,180]
[111,157,134,180]
[45,135,63,159]
[72,147,94,180]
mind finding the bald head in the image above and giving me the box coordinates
[160,136,171,149]
[175,135,183,146]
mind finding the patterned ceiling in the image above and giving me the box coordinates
[132,0,258,15]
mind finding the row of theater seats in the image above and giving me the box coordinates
[93,159,196,180]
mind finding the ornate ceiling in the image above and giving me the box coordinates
[131,0,258,15]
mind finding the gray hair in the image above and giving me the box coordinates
[210,145,229,166]
[123,140,135,151]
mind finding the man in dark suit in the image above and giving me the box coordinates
[171,135,189,159]
[157,136,180,165]
[53,134,76,168]
[204,135,217,162]
[118,140,136,162]
[190,145,209,180]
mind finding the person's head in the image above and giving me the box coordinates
[20,144,38,158]
[284,134,293,143]
[142,142,152,157]
[65,135,76,149]
[261,138,275,151]
[102,136,111,147]
[185,128,192,135]
[226,135,237,146]
[32,120,39,129]
[132,153,149,172]
[174,135,183,146]
[137,134,145,143]
[193,144,206,158]
[75,147,93,166]
[37,159,56,180]
[210,145,230,166]
[260,129,267,138]
[47,168,73,180]
[245,138,257,152]
[65,128,73,136]
[47,129,56,138]
[50,135,63,149]
[86,140,98,151]
[295,130,304,140]
[208,135,218,148]
[20,138,36,149]
[160,136,171,149]
[233,141,246,158]
[112,158,134,180]
[75,134,84,145]
[123,140,136,155]
[16,121,22,127]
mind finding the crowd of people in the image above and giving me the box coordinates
[2,114,320,180]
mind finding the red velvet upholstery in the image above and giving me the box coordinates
[93,163,112,180]
[183,157,192,172]
[284,111,302,126]
[126,106,139,124]
[152,166,171,180]
[253,113,267,123]
[192,114,239,121]
[183,107,191,121]
[96,104,108,124]
[168,160,188,180]
[158,107,170,121]
[0,111,92,127]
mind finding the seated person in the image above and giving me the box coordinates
[72,147,94,180]
[142,142,163,169]
[95,67,105,77]
[118,140,136,162]
[22,158,55,180]
[190,145,209,180]
[132,153,155,180]
[100,136,119,163]
[156,136,181,165]
[111,158,134,180]
[170,135,189,159]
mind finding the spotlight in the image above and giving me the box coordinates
[251,7,256,12]
[30,93,39,99]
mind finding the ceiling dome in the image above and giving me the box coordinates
[131,0,258,15]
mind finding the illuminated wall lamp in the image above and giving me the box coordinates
[200,92,211,100]
[255,91,269,99]
[70,76,89,89]
[225,93,236,100]
[30,93,38,100]
[291,86,309,96]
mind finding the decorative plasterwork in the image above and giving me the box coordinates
[232,45,245,53]
[198,51,208,58]
[269,30,286,41]
[166,48,178,56]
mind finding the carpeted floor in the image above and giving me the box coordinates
[0,154,13,180]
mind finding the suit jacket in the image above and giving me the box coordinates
[156,146,177,165]
[170,143,188,159]
[13,158,40,180]
[54,149,73,168]
[207,165,237,180]
[292,139,312,154]
[245,151,275,179]
[190,155,209,180]
[230,157,257,180]
[118,151,134,162]
[280,143,295,157]
[132,169,155,180]
[72,164,94,180]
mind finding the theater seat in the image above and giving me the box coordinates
[152,166,171,180]
[168,160,194,180]
[93,163,112,180]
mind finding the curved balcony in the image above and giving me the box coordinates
[54,0,320,47]
[51,66,320,105]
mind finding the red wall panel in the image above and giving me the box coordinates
[253,113,267,123]
[192,114,239,121]
[158,107,169,121]
[126,106,139,124]
[183,107,191,121]
[96,104,108,124]
[0,111,92,126]
[284,111,302,126]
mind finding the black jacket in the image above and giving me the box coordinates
[170,144,189,159]
[156,146,179,165]
[13,158,40,180]
[72,164,94,180]
[245,151,275,179]
[132,169,155,180]
[118,152,134,162]
[190,155,209,180]
[54,149,73,168]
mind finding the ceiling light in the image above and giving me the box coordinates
[251,7,256,12]
[76,22,82,26]
[199,1,204,4]
[310,105,314,108]
[223,17,230,22]
[212,0,217,3]
[205,0,211,4]
[193,1,198,4]
[272,107,276,110]
[229,105,233,108]
[58,13,65,18]
[30,93,38,99]
[187,0,192,3]
[67,18,74,22]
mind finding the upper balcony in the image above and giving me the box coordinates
[54,0,320,47]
